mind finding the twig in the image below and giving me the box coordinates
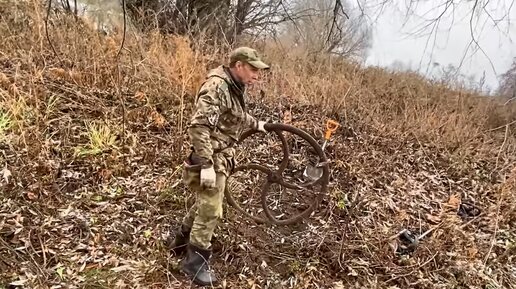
[45,0,62,63]
[114,0,127,142]
[0,237,24,260]
[74,0,78,19]
[486,119,516,132]
[326,0,350,47]
[28,229,47,278]
[385,270,416,283]
[388,222,443,243]
[385,253,438,283]
[503,96,515,105]
[279,0,305,38]
[418,222,443,240]
[494,124,509,174]
[483,173,506,266]
[116,0,127,59]
[337,228,347,271]
[459,212,484,229]
[38,234,47,268]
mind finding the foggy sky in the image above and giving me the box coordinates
[360,0,516,93]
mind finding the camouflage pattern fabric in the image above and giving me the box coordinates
[181,169,226,248]
[187,65,259,174]
[181,64,259,249]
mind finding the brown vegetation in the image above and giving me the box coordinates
[1,1,515,288]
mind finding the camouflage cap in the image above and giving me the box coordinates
[229,46,269,69]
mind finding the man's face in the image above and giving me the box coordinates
[233,61,260,85]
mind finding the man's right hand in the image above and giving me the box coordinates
[200,166,216,188]
[257,120,268,133]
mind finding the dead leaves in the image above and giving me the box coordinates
[134,91,146,102]
[446,194,461,211]
[126,106,168,128]
[48,67,67,80]
[425,213,442,225]
[282,109,292,124]
[0,71,9,87]
[150,110,166,128]
[467,246,478,259]
[25,191,38,200]
[2,99,513,289]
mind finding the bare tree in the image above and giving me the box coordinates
[53,0,515,56]
[122,0,360,46]
[278,0,371,59]
[47,0,79,17]
[497,58,516,104]
[124,0,255,42]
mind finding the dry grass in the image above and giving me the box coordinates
[257,44,515,154]
[0,1,515,288]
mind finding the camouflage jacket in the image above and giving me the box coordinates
[187,65,259,174]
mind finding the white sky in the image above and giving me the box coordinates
[359,0,516,93]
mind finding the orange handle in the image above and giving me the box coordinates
[324,119,340,140]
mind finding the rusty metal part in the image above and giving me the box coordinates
[303,119,340,180]
[224,123,330,225]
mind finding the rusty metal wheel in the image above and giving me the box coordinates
[224,123,330,225]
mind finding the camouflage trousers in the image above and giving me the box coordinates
[181,154,232,249]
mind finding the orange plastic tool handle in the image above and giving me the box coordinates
[324,119,340,140]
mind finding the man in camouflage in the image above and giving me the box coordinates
[166,46,270,286]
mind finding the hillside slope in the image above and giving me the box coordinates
[1,1,515,288]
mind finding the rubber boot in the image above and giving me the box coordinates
[165,225,190,256]
[181,243,218,286]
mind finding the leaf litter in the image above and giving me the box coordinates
[1,83,514,288]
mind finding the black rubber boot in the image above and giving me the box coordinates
[165,225,190,256]
[181,243,218,286]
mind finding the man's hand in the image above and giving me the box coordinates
[257,120,267,133]
[200,166,216,188]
